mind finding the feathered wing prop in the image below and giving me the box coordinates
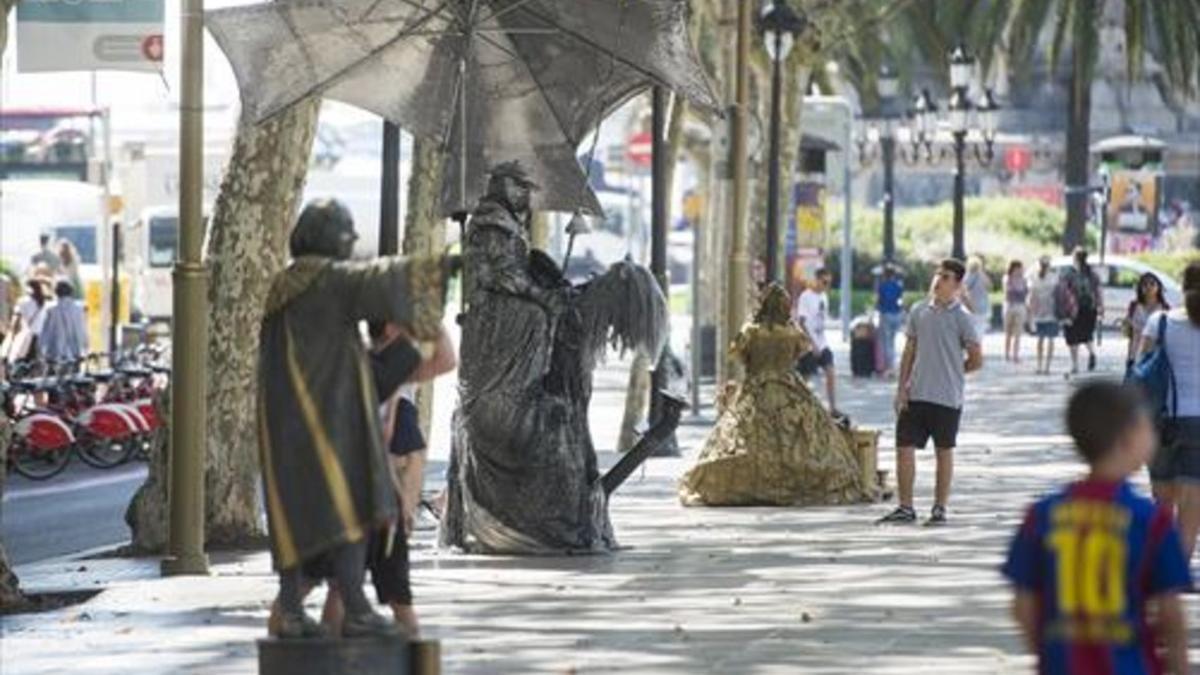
[575,259,669,373]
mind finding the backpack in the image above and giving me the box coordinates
[1129,314,1177,421]
[1053,274,1077,321]
[1074,271,1097,312]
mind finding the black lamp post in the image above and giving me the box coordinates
[877,65,900,264]
[758,0,806,283]
[899,46,998,262]
[947,45,974,261]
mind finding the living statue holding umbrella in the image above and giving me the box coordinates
[209,0,719,559]
[258,200,454,638]
[440,161,669,554]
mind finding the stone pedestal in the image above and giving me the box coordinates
[851,428,883,498]
[259,636,440,675]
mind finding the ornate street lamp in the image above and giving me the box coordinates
[758,0,807,283]
[947,44,977,260]
[860,46,1000,265]
[876,64,900,263]
[907,88,938,161]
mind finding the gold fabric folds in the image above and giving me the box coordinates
[680,324,871,507]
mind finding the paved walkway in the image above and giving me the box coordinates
[3,332,1198,674]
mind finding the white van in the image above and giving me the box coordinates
[126,205,179,321]
[0,179,105,275]
[0,179,130,349]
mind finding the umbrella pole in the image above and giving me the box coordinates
[458,57,468,212]
[380,121,402,256]
[455,54,471,315]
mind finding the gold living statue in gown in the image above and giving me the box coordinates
[680,284,871,506]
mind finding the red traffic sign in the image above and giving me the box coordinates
[627,131,652,168]
[1004,146,1032,174]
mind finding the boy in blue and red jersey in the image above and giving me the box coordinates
[1002,381,1192,674]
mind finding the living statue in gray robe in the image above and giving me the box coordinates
[440,161,668,555]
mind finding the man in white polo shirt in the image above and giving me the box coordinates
[794,268,838,413]
[878,259,983,526]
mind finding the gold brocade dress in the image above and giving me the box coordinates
[679,324,870,506]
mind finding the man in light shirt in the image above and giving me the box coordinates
[794,268,837,413]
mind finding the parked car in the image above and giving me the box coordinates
[1049,255,1184,329]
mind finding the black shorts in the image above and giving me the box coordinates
[1149,418,1200,483]
[367,524,412,605]
[389,398,427,456]
[798,347,834,377]
[896,401,962,450]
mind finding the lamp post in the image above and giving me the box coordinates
[877,65,899,264]
[879,46,998,262]
[164,0,210,576]
[947,45,974,261]
[758,0,806,284]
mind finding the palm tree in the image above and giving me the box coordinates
[1004,0,1200,252]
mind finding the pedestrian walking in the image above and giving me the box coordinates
[1002,259,1028,363]
[57,240,84,299]
[302,322,457,639]
[794,268,838,413]
[1061,247,1103,374]
[876,264,905,377]
[1124,272,1168,374]
[1027,256,1060,375]
[29,233,62,274]
[39,281,88,365]
[1140,261,1200,565]
[963,256,992,339]
[877,259,983,526]
[5,277,51,364]
[1002,381,1191,675]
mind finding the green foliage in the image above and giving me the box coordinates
[824,196,1092,290]
[1132,250,1200,283]
[0,259,18,284]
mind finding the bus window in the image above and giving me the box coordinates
[148,216,178,268]
[53,225,98,264]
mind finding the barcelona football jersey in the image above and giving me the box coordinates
[1002,480,1192,675]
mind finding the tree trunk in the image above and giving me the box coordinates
[1062,52,1092,254]
[402,138,446,438]
[618,94,688,451]
[0,415,23,610]
[125,390,171,552]
[125,100,321,552]
[0,0,24,607]
[203,99,321,547]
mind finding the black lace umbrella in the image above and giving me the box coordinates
[207,0,719,215]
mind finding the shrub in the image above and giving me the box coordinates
[824,196,1095,287]
[1132,249,1200,282]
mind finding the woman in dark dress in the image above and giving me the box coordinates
[1063,248,1103,373]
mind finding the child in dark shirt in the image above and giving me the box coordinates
[1002,381,1191,674]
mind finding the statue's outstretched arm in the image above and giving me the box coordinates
[329,256,450,340]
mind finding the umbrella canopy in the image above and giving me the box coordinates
[207,0,720,214]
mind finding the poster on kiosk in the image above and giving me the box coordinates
[1092,135,1165,256]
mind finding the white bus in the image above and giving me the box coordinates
[126,205,178,322]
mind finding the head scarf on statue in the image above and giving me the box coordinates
[290,198,359,260]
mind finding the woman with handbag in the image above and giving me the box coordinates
[6,276,51,364]
[1140,261,1200,563]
